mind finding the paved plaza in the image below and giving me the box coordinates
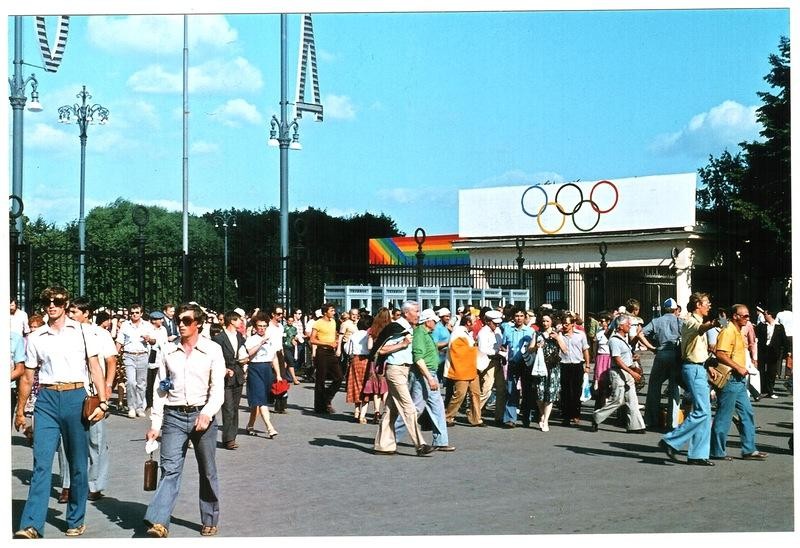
[9,354,795,539]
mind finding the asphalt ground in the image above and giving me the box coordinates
[7,353,796,544]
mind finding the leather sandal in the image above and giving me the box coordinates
[13,527,41,539]
[200,525,218,536]
[146,523,169,538]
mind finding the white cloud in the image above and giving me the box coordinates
[87,15,238,55]
[190,141,219,155]
[26,123,73,152]
[127,57,263,94]
[376,187,415,205]
[127,65,183,93]
[133,199,213,217]
[650,100,762,157]
[476,170,566,188]
[323,94,356,120]
[317,49,336,62]
[212,99,263,127]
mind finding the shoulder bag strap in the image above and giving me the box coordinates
[80,325,96,396]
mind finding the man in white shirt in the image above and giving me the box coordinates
[116,303,156,418]
[60,297,118,501]
[145,311,169,411]
[10,298,30,337]
[775,307,793,378]
[473,310,504,424]
[13,287,108,539]
[144,303,225,538]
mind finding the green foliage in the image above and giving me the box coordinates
[697,36,791,283]
[20,199,401,312]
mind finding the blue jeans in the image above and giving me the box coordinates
[503,361,522,424]
[711,376,757,457]
[57,418,109,492]
[395,370,449,446]
[19,387,89,535]
[144,408,220,528]
[644,349,681,429]
[662,363,712,459]
[124,353,149,412]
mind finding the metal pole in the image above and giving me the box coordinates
[10,17,25,241]
[515,237,526,289]
[222,224,228,313]
[414,228,426,288]
[138,226,146,307]
[599,241,608,310]
[279,13,290,309]
[78,123,87,296]
[182,15,190,302]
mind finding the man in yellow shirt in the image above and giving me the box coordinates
[310,304,342,414]
[710,304,768,461]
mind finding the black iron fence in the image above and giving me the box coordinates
[17,242,776,325]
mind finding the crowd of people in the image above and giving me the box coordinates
[9,289,793,538]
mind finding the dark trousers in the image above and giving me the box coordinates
[560,362,585,421]
[221,384,243,443]
[146,368,159,409]
[520,366,536,425]
[314,347,343,412]
[759,352,781,395]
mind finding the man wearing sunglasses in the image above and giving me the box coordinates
[710,304,768,462]
[144,303,225,538]
[116,303,156,418]
[13,287,108,539]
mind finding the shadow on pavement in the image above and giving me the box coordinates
[554,442,675,465]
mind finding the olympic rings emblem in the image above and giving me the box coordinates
[520,180,618,233]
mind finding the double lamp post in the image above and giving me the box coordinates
[58,85,109,296]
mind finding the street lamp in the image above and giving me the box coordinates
[58,85,109,297]
[9,15,44,244]
[214,213,237,312]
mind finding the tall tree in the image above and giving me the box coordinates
[697,36,790,293]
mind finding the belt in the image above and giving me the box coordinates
[41,382,84,391]
[125,351,148,355]
[166,405,203,413]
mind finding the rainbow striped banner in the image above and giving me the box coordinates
[369,234,469,266]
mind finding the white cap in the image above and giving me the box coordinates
[233,307,246,317]
[437,307,452,317]
[419,308,438,324]
[663,298,678,310]
[485,310,503,323]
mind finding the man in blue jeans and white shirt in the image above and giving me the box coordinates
[394,308,455,451]
[13,286,108,539]
[143,303,226,538]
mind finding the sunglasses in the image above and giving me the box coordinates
[737,314,750,319]
[42,297,67,308]
[178,316,197,326]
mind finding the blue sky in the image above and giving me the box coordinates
[5,4,790,236]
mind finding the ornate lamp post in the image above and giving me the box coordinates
[9,16,44,243]
[58,85,109,296]
[132,206,149,308]
[515,237,526,289]
[213,213,237,312]
[598,241,608,309]
[414,228,426,287]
